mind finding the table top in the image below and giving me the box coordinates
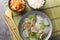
[0,0,60,40]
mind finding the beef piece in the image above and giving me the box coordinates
[24,23,32,30]
[31,18,36,26]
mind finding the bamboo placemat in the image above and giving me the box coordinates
[3,0,60,40]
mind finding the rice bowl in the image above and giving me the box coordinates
[26,0,45,9]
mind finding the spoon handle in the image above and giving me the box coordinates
[10,18,18,31]
[10,18,22,40]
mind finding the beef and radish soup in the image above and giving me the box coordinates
[21,14,50,40]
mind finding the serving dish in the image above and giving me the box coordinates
[25,0,46,10]
[8,0,26,12]
[18,11,52,40]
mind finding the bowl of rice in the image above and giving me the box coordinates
[26,0,45,9]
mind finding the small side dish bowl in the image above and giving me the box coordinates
[8,0,26,12]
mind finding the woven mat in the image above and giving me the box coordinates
[3,0,60,40]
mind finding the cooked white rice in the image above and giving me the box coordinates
[27,0,45,9]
